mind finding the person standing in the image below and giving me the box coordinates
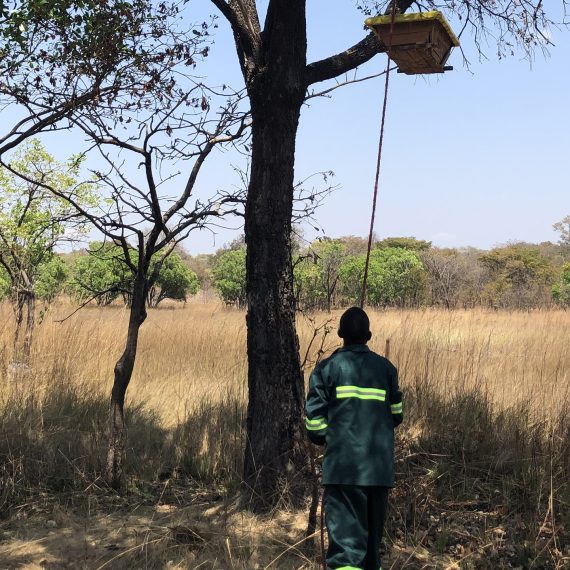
[305,307,403,570]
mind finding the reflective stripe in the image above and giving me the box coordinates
[391,402,403,414]
[336,567,363,570]
[305,417,328,431]
[336,385,386,401]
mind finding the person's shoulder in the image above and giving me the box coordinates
[367,350,397,374]
[313,348,342,372]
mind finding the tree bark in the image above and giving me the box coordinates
[241,2,309,511]
[22,292,35,363]
[106,274,147,489]
[12,289,35,365]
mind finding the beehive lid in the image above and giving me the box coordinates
[365,11,460,48]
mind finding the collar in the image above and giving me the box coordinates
[338,344,370,353]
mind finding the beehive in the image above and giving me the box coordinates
[365,11,460,75]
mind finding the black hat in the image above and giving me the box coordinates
[338,307,371,342]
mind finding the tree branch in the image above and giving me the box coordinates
[305,0,415,86]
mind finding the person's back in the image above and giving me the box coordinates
[305,307,403,570]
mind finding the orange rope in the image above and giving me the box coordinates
[360,4,397,309]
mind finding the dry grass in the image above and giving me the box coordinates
[0,301,569,569]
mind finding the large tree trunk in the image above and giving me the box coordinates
[106,275,147,489]
[242,3,309,511]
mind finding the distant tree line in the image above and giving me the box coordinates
[203,231,570,311]
[2,228,569,314]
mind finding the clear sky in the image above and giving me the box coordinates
[184,0,570,253]
[3,1,568,254]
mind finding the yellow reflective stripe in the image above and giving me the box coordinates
[305,417,328,431]
[336,385,386,401]
[336,567,363,570]
[391,402,403,414]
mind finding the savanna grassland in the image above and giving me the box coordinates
[0,302,568,569]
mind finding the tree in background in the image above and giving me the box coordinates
[212,248,247,307]
[147,253,199,308]
[480,244,556,309]
[552,263,570,307]
[376,237,432,252]
[553,215,570,251]
[340,247,426,308]
[69,242,131,306]
[421,249,464,309]
[70,245,198,308]
[35,256,68,304]
[0,140,92,362]
[294,239,347,312]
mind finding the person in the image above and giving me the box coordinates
[305,306,403,570]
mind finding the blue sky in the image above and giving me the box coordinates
[185,1,570,252]
[3,1,568,253]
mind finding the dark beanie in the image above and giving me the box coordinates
[338,307,371,342]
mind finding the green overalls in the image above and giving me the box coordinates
[305,344,403,570]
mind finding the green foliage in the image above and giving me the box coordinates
[552,263,570,306]
[35,255,68,302]
[294,240,346,311]
[212,248,246,307]
[148,253,199,307]
[340,247,426,308]
[70,242,130,306]
[376,236,432,252]
[71,245,199,307]
[480,245,555,309]
[0,265,9,300]
[0,139,94,301]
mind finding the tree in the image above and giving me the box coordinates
[1,3,250,489]
[71,246,199,307]
[212,247,247,307]
[552,263,570,307]
[340,247,425,307]
[553,215,570,249]
[294,239,347,311]
[376,236,431,251]
[480,244,555,309]
[147,253,199,307]
[0,140,92,363]
[35,255,68,303]
[421,248,464,309]
[69,242,130,306]
[0,0,202,157]
[209,0,564,510]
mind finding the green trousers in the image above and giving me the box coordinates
[324,485,389,570]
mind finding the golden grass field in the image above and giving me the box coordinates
[0,302,569,569]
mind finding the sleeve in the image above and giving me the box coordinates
[388,362,403,428]
[305,364,330,446]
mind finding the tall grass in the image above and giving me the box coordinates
[0,302,568,567]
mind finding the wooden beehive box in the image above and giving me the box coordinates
[365,11,459,75]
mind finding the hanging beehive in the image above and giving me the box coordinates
[365,11,460,75]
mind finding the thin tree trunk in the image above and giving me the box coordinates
[106,275,147,489]
[12,293,24,359]
[22,292,35,363]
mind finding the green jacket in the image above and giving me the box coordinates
[305,344,403,487]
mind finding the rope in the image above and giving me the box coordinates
[360,4,397,309]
